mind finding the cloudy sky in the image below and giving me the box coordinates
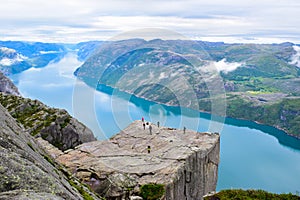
[0,0,299,43]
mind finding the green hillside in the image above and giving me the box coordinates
[75,39,300,137]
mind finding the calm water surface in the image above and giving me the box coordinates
[9,53,300,194]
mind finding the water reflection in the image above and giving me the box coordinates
[97,83,300,152]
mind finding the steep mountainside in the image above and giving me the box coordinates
[76,39,300,137]
[0,93,96,151]
[0,103,100,200]
[75,41,102,61]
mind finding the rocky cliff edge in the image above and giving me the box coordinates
[47,120,220,200]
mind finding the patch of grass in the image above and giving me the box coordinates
[43,154,55,167]
[32,124,44,136]
[204,189,300,200]
[68,179,94,200]
[140,183,165,200]
[61,117,71,129]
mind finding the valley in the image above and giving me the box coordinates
[4,48,300,195]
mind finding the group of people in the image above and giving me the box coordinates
[141,117,187,154]
[141,117,186,133]
[141,117,153,134]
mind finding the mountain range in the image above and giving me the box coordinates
[75,39,300,138]
[0,39,299,138]
[0,39,300,199]
[0,41,102,75]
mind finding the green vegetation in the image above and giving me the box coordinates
[77,39,300,138]
[224,95,300,136]
[41,152,99,200]
[43,154,55,167]
[204,189,300,200]
[61,117,71,129]
[68,179,95,200]
[0,93,74,149]
[140,183,165,200]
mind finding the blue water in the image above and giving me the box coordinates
[9,53,300,194]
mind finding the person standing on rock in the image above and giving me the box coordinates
[149,124,152,134]
[183,126,186,134]
[143,123,145,130]
[157,121,160,127]
[147,146,151,153]
[142,117,144,122]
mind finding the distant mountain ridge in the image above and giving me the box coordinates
[75,39,300,138]
[76,39,300,92]
[0,40,103,75]
[0,39,299,137]
[0,41,67,75]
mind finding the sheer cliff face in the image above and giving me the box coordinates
[53,121,220,200]
[166,138,219,200]
[0,104,84,199]
[0,72,19,96]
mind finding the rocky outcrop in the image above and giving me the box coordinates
[49,121,220,200]
[0,72,19,96]
[0,93,96,151]
[0,103,99,199]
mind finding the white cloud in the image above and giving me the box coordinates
[159,72,167,80]
[209,59,244,73]
[39,50,62,54]
[0,0,299,43]
[0,47,27,66]
[289,46,300,68]
[0,47,16,54]
[0,58,14,66]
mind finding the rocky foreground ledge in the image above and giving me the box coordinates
[48,120,220,200]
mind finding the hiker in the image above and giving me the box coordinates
[183,126,186,134]
[149,124,152,134]
[147,146,151,153]
[142,117,144,122]
[157,121,160,127]
[143,123,145,130]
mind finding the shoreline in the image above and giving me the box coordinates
[95,83,300,141]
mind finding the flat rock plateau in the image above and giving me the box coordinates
[48,120,220,200]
